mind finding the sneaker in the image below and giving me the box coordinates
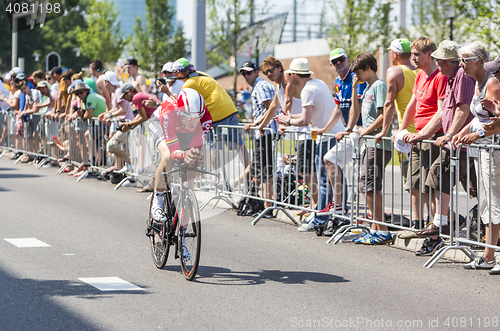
[182,244,191,262]
[354,231,392,245]
[317,201,346,215]
[152,205,167,222]
[463,257,495,270]
[415,236,444,256]
[353,232,374,244]
[297,222,318,232]
[115,164,132,174]
[489,262,500,275]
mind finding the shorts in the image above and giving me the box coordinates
[297,139,316,174]
[107,129,127,153]
[207,112,243,149]
[323,132,359,169]
[250,134,274,180]
[476,149,500,225]
[425,148,477,198]
[404,132,443,192]
[359,147,391,193]
[148,116,164,148]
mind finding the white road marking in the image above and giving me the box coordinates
[4,238,51,247]
[78,277,143,291]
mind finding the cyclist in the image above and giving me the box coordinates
[150,88,213,222]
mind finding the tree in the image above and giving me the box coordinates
[40,0,91,72]
[325,0,378,59]
[411,0,450,43]
[76,0,128,64]
[131,0,178,78]
[0,0,91,75]
[374,1,394,50]
[206,0,252,100]
[452,0,500,54]
[168,22,191,62]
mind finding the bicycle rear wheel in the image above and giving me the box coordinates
[178,189,201,281]
[148,198,170,269]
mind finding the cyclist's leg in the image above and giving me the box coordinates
[152,142,175,221]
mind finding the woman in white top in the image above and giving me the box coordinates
[453,41,500,273]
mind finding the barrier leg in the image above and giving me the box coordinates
[423,244,478,268]
[251,207,299,226]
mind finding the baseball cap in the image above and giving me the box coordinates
[431,40,460,60]
[50,66,62,75]
[14,73,26,81]
[485,55,500,72]
[239,61,257,73]
[124,58,139,66]
[120,83,134,99]
[103,71,120,86]
[162,62,174,73]
[329,48,348,61]
[388,39,411,53]
[9,67,22,76]
[173,57,191,71]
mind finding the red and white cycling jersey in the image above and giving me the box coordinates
[158,97,213,160]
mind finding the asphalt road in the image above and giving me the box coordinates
[0,156,499,331]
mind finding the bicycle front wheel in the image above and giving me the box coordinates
[148,198,169,269]
[178,189,201,281]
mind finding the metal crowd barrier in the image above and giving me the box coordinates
[4,111,500,271]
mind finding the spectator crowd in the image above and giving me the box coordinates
[1,36,500,275]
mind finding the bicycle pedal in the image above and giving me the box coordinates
[145,227,154,237]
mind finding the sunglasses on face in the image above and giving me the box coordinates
[459,56,478,64]
[262,67,276,75]
[330,57,346,65]
[75,91,86,96]
[241,71,253,76]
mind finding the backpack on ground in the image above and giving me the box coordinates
[236,181,265,216]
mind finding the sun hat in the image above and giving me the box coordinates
[71,82,91,94]
[284,58,314,75]
[36,81,51,89]
[431,40,460,61]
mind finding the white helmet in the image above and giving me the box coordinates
[177,88,206,118]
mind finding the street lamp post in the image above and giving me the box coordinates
[448,5,456,41]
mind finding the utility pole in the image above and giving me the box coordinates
[193,0,206,71]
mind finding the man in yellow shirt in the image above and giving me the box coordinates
[173,58,248,184]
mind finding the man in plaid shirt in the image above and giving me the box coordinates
[240,61,277,218]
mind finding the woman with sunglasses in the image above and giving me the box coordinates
[452,42,500,274]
